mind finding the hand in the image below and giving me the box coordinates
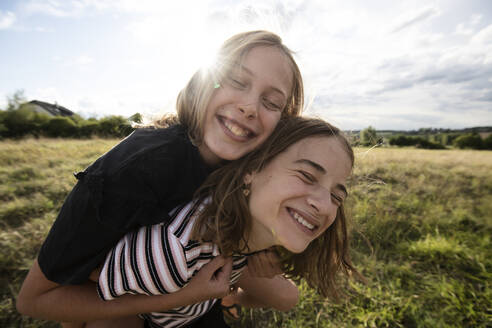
[246,249,283,279]
[183,256,233,303]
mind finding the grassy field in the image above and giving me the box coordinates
[1,139,491,328]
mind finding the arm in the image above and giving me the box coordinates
[16,257,232,322]
[233,267,299,312]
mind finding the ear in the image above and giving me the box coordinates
[244,172,255,185]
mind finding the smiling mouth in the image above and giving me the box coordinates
[287,208,319,233]
[218,116,255,139]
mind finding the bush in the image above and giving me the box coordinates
[0,104,138,139]
[482,134,492,150]
[389,135,415,146]
[96,115,134,138]
[77,121,99,138]
[415,139,445,149]
[360,126,381,146]
[42,117,78,138]
[389,136,445,149]
[1,106,51,138]
[453,134,483,149]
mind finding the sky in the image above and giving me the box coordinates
[1,0,491,130]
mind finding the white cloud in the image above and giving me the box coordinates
[0,10,16,29]
[74,55,94,66]
[471,24,492,45]
[4,0,491,129]
[391,6,440,33]
[22,0,73,17]
[20,0,113,17]
[456,23,473,36]
[54,55,95,67]
[456,14,484,36]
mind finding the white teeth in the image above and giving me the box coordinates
[292,211,315,230]
[224,120,248,137]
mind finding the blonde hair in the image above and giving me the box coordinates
[155,30,304,145]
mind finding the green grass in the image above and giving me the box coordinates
[1,141,491,327]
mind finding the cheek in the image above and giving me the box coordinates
[259,111,281,135]
[319,213,337,236]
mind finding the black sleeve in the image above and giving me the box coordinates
[38,130,189,285]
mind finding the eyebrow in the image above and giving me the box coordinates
[241,66,287,98]
[295,159,348,197]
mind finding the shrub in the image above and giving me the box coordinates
[96,115,134,138]
[360,126,381,146]
[415,139,445,149]
[389,136,445,149]
[453,134,483,149]
[42,117,78,138]
[483,134,492,150]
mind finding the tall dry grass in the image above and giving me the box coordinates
[1,140,491,327]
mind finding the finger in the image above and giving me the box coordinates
[200,256,226,277]
[215,257,233,282]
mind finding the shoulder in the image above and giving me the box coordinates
[108,124,194,171]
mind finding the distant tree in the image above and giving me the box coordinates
[6,90,27,111]
[483,134,492,150]
[0,111,7,138]
[415,138,445,149]
[389,135,414,146]
[389,135,445,149]
[360,126,381,146]
[128,113,142,124]
[453,134,483,149]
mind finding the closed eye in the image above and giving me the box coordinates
[228,77,246,89]
[262,97,282,111]
[297,170,315,183]
[331,193,344,206]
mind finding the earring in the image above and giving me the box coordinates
[214,82,221,89]
[242,186,250,197]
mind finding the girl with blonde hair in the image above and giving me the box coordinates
[17,30,304,324]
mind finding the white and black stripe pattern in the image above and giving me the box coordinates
[98,199,247,328]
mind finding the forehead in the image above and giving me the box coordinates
[279,136,352,178]
[238,46,293,94]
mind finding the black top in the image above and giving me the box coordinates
[38,124,213,284]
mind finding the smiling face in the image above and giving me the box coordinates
[245,136,352,254]
[199,46,293,165]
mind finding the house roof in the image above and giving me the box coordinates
[28,100,74,117]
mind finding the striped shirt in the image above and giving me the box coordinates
[97,199,248,328]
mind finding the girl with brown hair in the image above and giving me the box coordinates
[93,116,359,327]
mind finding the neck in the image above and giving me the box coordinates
[240,221,277,253]
[198,143,222,167]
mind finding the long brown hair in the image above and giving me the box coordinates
[154,30,304,144]
[192,116,360,299]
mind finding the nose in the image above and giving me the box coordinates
[307,188,335,216]
[238,98,259,119]
[238,90,259,119]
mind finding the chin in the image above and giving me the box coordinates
[282,243,309,254]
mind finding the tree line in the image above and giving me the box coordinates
[356,126,492,150]
[0,92,139,139]
[1,92,491,149]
